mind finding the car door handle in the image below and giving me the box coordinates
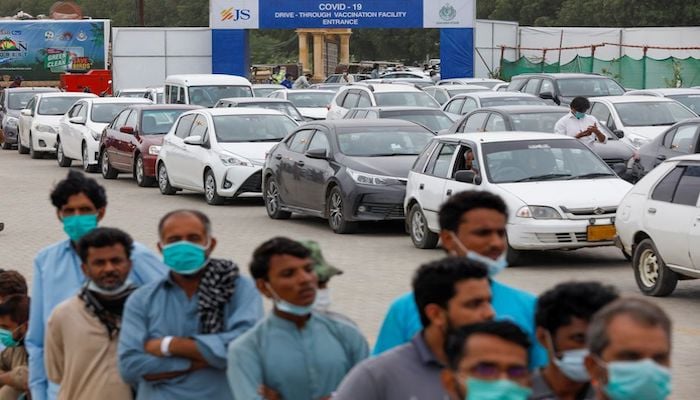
[275,154,282,160]
[296,160,305,167]
[419,183,425,190]
[446,189,453,196]
[647,208,656,214]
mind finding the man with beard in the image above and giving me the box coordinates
[45,228,139,400]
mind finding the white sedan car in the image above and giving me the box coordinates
[57,97,152,172]
[268,89,335,120]
[616,153,700,296]
[157,108,298,205]
[18,92,96,158]
[404,132,633,264]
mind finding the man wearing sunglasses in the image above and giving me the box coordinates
[442,320,533,400]
[373,191,547,369]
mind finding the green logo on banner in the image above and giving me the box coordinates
[439,4,457,21]
[45,51,69,69]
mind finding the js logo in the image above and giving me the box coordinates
[221,7,251,21]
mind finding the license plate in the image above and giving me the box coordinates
[587,224,616,242]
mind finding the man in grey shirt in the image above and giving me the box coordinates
[333,257,494,400]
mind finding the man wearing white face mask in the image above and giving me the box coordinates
[373,191,548,369]
[531,282,619,400]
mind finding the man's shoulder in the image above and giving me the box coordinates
[35,240,71,262]
[127,278,167,303]
[389,291,415,310]
[228,315,269,351]
[352,341,416,373]
[492,280,536,303]
[315,312,364,338]
[49,296,82,321]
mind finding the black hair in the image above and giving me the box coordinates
[50,170,107,210]
[535,281,618,334]
[445,320,531,370]
[285,74,293,79]
[250,237,311,280]
[0,294,30,325]
[77,227,134,264]
[439,191,508,232]
[570,96,590,113]
[0,270,28,297]
[413,257,489,327]
[158,209,211,237]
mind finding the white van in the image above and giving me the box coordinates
[164,74,253,108]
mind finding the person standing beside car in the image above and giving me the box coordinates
[554,97,606,146]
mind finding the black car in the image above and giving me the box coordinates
[507,73,626,106]
[446,105,638,181]
[263,119,435,233]
[343,106,455,133]
[637,118,700,175]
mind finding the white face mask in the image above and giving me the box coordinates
[87,279,135,297]
[547,332,590,382]
[449,232,508,277]
[265,283,314,316]
[313,288,332,311]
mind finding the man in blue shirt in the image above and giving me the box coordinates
[227,237,368,400]
[281,74,294,89]
[373,191,548,368]
[26,171,167,400]
[118,209,263,400]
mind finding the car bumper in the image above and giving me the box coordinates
[345,184,406,222]
[2,124,18,144]
[33,130,58,152]
[142,154,158,177]
[85,137,100,165]
[217,167,263,197]
[508,217,617,250]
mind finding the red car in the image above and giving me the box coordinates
[99,104,199,186]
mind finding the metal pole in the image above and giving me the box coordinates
[642,46,648,89]
[557,30,564,73]
[136,0,145,26]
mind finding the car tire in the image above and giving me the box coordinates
[56,140,72,167]
[17,133,28,154]
[135,155,155,187]
[204,170,225,205]
[506,244,523,267]
[82,143,98,173]
[158,163,177,195]
[327,186,358,234]
[29,133,41,159]
[409,203,439,249]
[633,238,678,297]
[100,150,119,179]
[1,137,11,150]
[264,176,291,219]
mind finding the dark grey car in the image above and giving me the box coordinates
[0,87,59,149]
[637,118,700,175]
[263,119,434,233]
[507,73,626,106]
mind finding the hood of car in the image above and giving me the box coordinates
[623,126,668,140]
[589,141,635,160]
[297,107,328,119]
[498,179,633,210]
[34,115,63,127]
[218,142,279,163]
[87,121,109,134]
[342,155,418,178]
[7,110,20,119]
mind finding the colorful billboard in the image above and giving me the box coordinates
[0,20,109,81]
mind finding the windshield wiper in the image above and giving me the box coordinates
[650,122,675,126]
[364,153,419,157]
[514,173,571,182]
[567,172,615,180]
[245,138,283,142]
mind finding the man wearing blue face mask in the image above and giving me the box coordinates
[26,170,167,400]
[531,282,619,400]
[554,96,606,146]
[373,191,548,369]
[584,298,672,400]
[227,237,368,400]
[118,209,263,400]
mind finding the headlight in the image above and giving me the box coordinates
[219,153,253,167]
[626,134,650,149]
[516,206,562,220]
[5,117,18,127]
[148,145,161,155]
[346,167,405,186]
[35,124,57,134]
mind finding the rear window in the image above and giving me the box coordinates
[91,103,135,123]
[38,96,89,115]
[337,127,433,156]
[374,92,439,108]
[481,97,547,107]
[557,78,625,97]
[141,109,191,134]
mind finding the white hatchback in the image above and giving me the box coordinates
[327,83,440,120]
[156,108,298,205]
[404,132,633,264]
[267,89,335,120]
[57,97,152,172]
[616,153,700,296]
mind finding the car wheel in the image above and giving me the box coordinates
[633,239,678,296]
[0,136,11,150]
[409,203,439,249]
[327,186,357,234]
[100,150,119,179]
[82,144,98,173]
[17,133,28,154]
[506,243,523,267]
[56,140,72,167]
[29,133,41,159]
[135,155,155,187]
[158,163,177,195]
[204,170,225,205]
[264,177,291,219]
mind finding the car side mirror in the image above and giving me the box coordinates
[68,116,86,125]
[305,148,328,159]
[20,109,32,117]
[455,170,481,185]
[183,135,203,146]
[539,92,554,100]
[613,129,624,139]
[120,126,135,134]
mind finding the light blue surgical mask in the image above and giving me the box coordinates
[546,332,590,382]
[86,279,135,297]
[266,283,314,316]
[62,214,98,242]
[574,111,586,119]
[603,359,672,400]
[161,241,209,275]
[466,378,532,400]
[0,328,18,348]
[450,232,508,277]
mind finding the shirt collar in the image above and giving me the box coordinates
[412,332,444,367]
[269,310,316,329]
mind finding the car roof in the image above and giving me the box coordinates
[478,105,569,113]
[591,95,679,103]
[252,84,285,88]
[439,84,491,90]
[626,88,700,96]
[666,152,700,163]
[513,73,611,79]
[351,106,442,112]
[451,91,539,99]
[313,119,427,129]
[348,83,423,92]
[83,97,152,104]
[219,97,291,103]
[2,87,59,93]
[125,104,200,111]
[164,74,251,86]
[35,92,97,99]
[438,131,575,143]
[275,89,335,94]
[439,78,503,83]
[192,108,286,116]
[119,88,148,92]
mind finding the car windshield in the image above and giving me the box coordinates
[668,94,700,115]
[287,92,334,108]
[509,112,617,139]
[471,81,499,89]
[8,92,38,110]
[212,114,296,143]
[91,103,134,123]
[38,97,87,115]
[253,87,279,97]
[557,78,625,97]
[383,110,453,132]
[613,101,696,127]
[481,97,547,107]
[483,139,613,183]
[119,91,147,98]
[337,127,433,156]
[446,88,487,97]
[237,102,303,120]
[141,109,190,134]
[189,85,253,107]
[374,92,440,108]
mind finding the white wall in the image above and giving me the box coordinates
[475,19,518,77]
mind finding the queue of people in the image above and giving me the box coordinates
[0,170,675,400]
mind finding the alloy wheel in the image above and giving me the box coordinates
[329,192,343,229]
[411,208,426,242]
[205,174,216,201]
[266,181,280,214]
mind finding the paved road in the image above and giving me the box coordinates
[1,150,698,397]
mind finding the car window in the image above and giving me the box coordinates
[484,114,506,132]
[425,143,457,178]
[508,78,527,92]
[445,98,464,114]
[25,97,36,113]
[174,114,195,139]
[431,89,448,105]
[461,98,478,114]
[77,104,88,120]
[524,79,541,95]
[357,92,372,107]
[462,113,488,132]
[334,91,348,106]
[366,110,378,118]
[614,102,696,127]
[651,166,684,203]
[673,166,700,206]
[343,92,360,109]
[68,103,83,118]
[189,115,208,138]
[113,110,130,128]
[288,129,314,152]
[307,131,330,153]
[125,110,138,128]
[668,125,699,153]
[590,103,611,125]
[452,145,478,178]
[413,140,438,172]
[540,80,554,94]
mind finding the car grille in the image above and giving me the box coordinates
[360,202,405,218]
[536,232,590,243]
[235,171,262,195]
[560,206,617,219]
